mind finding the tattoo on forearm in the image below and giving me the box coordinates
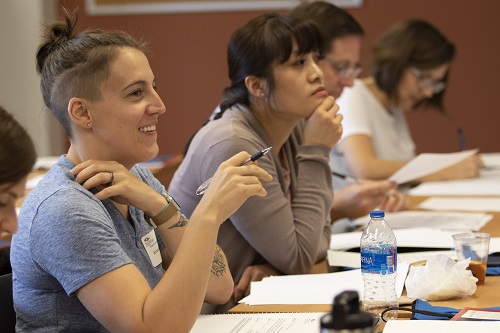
[211,246,227,277]
[168,213,189,229]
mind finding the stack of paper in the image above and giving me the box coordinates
[388,149,478,185]
[349,211,492,231]
[190,312,326,333]
[327,250,456,268]
[417,197,500,212]
[408,167,500,196]
[330,228,457,251]
[479,152,500,168]
[330,232,500,256]
[387,151,500,195]
[240,263,408,306]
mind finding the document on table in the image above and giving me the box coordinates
[408,167,500,196]
[239,263,408,306]
[382,320,500,332]
[490,238,500,254]
[480,152,500,169]
[330,228,457,251]
[329,236,500,265]
[417,197,500,212]
[388,149,478,185]
[451,307,500,321]
[350,211,492,231]
[327,250,455,268]
[189,312,325,333]
[331,230,500,253]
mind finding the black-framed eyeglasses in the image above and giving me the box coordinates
[324,58,362,80]
[409,67,446,94]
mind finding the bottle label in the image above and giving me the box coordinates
[361,246,397,274]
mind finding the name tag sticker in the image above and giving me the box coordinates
[141,229,162,267]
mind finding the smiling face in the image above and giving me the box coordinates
[397,63,449,111]
[321,35,363,98]
[0,176,28,234]
[83,47,166,168]
[269,44,327,119]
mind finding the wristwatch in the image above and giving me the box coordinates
[148,192,180,228]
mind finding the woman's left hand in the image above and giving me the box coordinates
[303,96,343,149]
[71,160,162,214]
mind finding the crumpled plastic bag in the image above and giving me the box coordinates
[405,254,477,301]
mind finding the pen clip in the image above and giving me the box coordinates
[196,177,212,196]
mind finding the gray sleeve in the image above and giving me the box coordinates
[205,140,333,275]
[30,189,132,296]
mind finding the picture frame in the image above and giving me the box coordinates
[85,0,363,15]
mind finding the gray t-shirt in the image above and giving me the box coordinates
[11,156,165,332]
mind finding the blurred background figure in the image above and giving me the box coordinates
[331,19,483,183]
[290,1,408,232]
[0,105,36,274]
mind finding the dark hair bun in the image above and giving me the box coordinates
[36,8,78,74]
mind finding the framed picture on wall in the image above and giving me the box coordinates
[86,0,364,15]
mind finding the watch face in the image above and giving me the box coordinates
[164,192,180,210]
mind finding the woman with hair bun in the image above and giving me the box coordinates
[11,9,271,332]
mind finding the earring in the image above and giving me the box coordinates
[87,123,91,128]
[260,92,265,97]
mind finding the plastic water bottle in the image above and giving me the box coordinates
[360,210,398,320]
[320,290,374,333]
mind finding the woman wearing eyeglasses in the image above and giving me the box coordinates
[331,19,483,183]
[290,1,409,224]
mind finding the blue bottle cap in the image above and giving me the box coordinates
[369,210,385,218]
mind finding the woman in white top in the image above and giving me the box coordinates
[334,19,483,182]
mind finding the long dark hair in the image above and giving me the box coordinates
[219,13,324,115]
[0,106,36,185]
[183,13,324,155]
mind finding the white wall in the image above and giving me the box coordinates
[0,0,65,156]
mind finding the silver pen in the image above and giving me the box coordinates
[195,147,272,196]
